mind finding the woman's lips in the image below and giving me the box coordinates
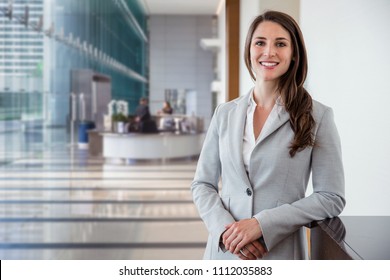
[260,61,279,67]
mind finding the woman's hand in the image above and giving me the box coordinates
[222,218,263,256]
[235,240,267,260]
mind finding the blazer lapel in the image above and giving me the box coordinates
[257,104,290,144]
[228,93,252,187]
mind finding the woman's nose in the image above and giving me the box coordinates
[263,45,276,57]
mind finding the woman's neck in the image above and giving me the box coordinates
[253,81,279,109]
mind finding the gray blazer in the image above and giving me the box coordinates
[191,90,345,260]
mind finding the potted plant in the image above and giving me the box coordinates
[112,112,128,133]
[108,99,129,133]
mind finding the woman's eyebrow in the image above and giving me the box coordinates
[253,36,267,40]
[253,36,289,41]
[275,37,289,41]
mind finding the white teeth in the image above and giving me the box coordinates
[261,62,278,67]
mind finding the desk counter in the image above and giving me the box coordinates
[102,132,205,161]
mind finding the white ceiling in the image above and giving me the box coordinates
[141,0,221,15]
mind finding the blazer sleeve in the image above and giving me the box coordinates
[253,107,346,251]
[191,105,236,251]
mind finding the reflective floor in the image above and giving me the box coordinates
[0,128,207,259]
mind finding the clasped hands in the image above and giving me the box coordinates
[222,218,267,260]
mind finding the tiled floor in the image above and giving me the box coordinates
[0,128,207,259]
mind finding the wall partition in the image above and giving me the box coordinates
[0,0,44,127]
[47,0,148,125]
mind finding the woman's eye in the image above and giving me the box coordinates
[255,41,265,46]
[276,42,286,47]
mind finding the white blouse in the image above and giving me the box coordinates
[242,91,284,173]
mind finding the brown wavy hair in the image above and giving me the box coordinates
[244,10,315,157]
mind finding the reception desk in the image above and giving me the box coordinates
[102,132,205,161]
[310,216,390,259]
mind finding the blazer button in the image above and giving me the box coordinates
[246,188,252,196]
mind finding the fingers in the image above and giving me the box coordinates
[221,227,233,249]
[222,219,263,254]
[236,246,257,260]
[234,238,248,254]
[223,231,253,254]
[224,233,251,255]
[223,229,246,254]
[246,241,267,259]
[224,237,267,259]
[222,229,238,253]
[237,251,250,260]
[222,224,241,253]
[251,240,267,257]
[235,241,267,260]
[222,230,249,253]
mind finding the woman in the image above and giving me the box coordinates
[191,10,345,260]
[158,101,173,115]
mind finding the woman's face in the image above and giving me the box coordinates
[250,21,293,83]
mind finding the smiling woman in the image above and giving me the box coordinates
[249,21,293,83]
[191,10,345,260]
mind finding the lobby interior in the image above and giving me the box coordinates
[0,0,221,260]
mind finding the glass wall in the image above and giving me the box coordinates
[0,0,148,160]
[0,0,44,123]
